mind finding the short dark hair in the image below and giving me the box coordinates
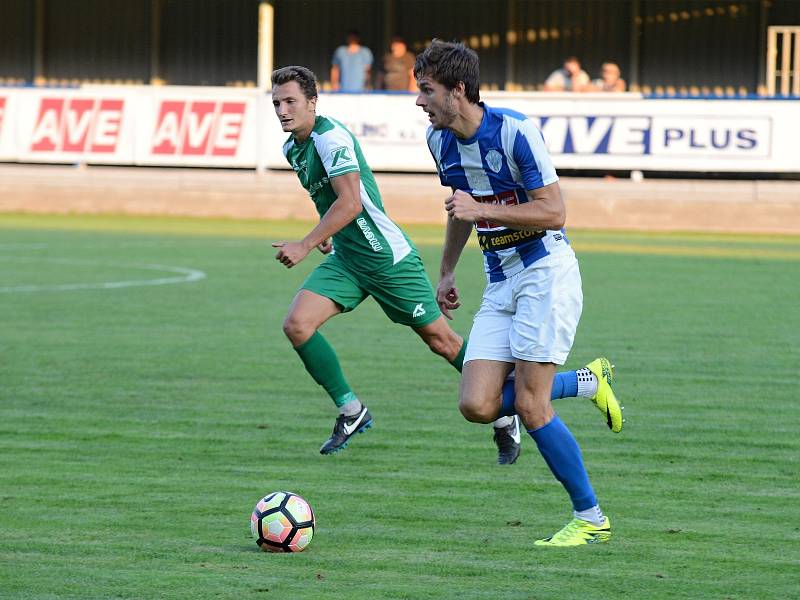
[271,66,318,100]
[413,40,480,103]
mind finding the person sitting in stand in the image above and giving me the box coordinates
[543,56,590,92]
[586,62,626,92]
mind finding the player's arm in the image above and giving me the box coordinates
[445,183,565,231]
[437,194,473,319]
[273,172,361,268]
[446,120,564,230]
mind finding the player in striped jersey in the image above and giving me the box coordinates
[270,66,618,463]
[415,41,618,545]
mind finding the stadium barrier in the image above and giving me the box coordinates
[0,86,798,173]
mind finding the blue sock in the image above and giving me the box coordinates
[497,371,579,418]
[499,380,517,417]
[528,415,597,511]
[551,371,578,400]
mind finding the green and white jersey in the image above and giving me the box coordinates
[282,115,413,273]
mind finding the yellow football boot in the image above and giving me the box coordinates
[585,357,623,433]
[534,517,612,546]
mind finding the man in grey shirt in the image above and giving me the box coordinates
[331,30,374,92]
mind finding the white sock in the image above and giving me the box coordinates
[339,398,363,417]
[493,416,514,428]
[574,505,605,526]
[576,367,598,398]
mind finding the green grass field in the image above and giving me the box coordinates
[1,214,798,599]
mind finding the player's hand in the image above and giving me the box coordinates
[317,238,333,254]
[272,241,311,268]
[436,275,461,320]
[445,190,482,222]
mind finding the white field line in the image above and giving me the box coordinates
[0,243,49,249]
[0,257,206,293]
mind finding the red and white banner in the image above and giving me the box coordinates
[29,97,125,154]
[12,91,135,163]
[5,86,257,166]
[151,101,245,156]
[0,95,15,160]
[0,85,797,172]
[136,92,255,166]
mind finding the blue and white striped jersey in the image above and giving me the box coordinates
[426,103,573,282]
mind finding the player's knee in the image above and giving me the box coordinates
[458,395,496,424]
[282,314,313,346]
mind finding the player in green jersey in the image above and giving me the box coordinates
[270,66,618,458]
[271,66,465,455]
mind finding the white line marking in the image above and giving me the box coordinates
[0,243,49,249]
[0,257,206,293]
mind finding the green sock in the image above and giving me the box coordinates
[449,337,468,373]
[294,331,357,407]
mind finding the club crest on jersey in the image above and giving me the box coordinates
[485,149,503,173]
[292,159,308,175]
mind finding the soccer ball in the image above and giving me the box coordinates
[250,491,315,552]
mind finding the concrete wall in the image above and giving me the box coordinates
[1,164,798,235]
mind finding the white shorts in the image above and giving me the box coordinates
[464,255,583,365]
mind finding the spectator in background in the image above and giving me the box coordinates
[331,30,373,92]
[587,62,626,92]
[543,56,590,92]
[380,36,416,92]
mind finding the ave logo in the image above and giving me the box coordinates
[31,98,124,153]
[152,100,246,156]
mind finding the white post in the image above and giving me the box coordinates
[256,2,274,174]
[257,2,274,91]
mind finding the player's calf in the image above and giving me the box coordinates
[413,316,464,364]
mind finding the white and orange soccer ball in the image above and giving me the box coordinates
[250,491,315,552]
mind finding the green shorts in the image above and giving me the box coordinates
[301,252,442,328]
